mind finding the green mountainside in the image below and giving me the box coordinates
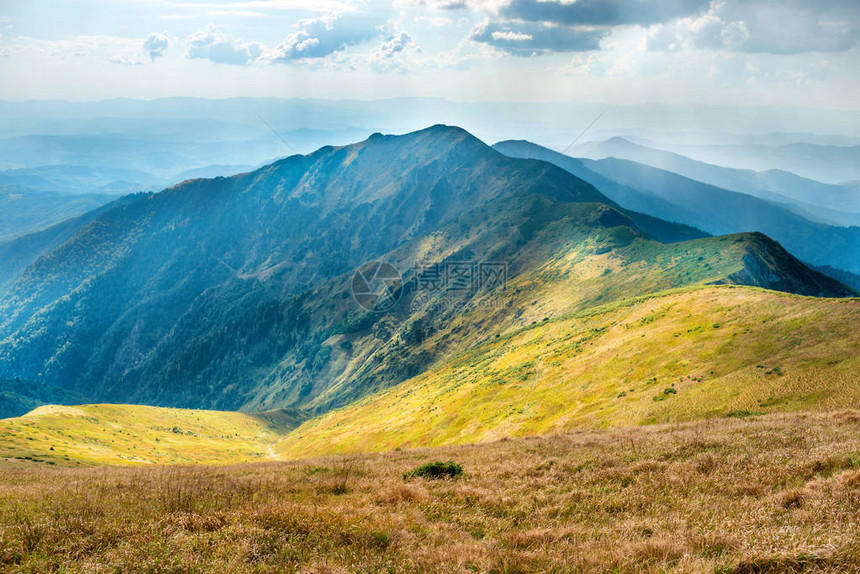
[0,126,852,422]
[0,188,114,242]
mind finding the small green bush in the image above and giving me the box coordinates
[404,461,463,480]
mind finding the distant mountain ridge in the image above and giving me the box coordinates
[0,188,115,241]
[494,139,860,274]
[0,126,851,418]
[563,136,860,227]
[648,139,860,184]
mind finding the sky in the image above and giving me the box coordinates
[0,0,858,111]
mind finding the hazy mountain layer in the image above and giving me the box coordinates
[0,188,114,241]
[649,140,860,184]
[561,137,860,226]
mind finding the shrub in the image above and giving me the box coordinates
[403,461,463,480]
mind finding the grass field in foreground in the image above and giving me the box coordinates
[278,286,860,459]
[1,410,859,572]
[0,404,301,466]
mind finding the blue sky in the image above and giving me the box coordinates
[0,0,858,109]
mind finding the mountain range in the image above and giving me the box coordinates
[0,125,853,422]
[494,140,860,275]
[643,139,860,184]
[0,188,114,242]
[564,136,860,226]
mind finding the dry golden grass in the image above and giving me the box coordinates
[2,410,860,572]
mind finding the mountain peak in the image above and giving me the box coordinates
[603,136,637,147]
[361,124,487,150]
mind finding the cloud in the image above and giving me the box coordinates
[492,29,532,41]
[502,0,711,27]
[559,52,604,74]
[186,24,262,64]
[262,11,383,62]
[415,15,454,27]
[369,30,422,72]
[107,32,167,65]
[469,20,606,54]
[110,53,145,66]
[464,0,711,56]
[646,0,860,54]
[396,0,469,10]
[143,31,169,61]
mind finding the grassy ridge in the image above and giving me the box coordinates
[278,286,860,459]
[2,286,857,468]
[1,411,859,572]
[0,404,302,466]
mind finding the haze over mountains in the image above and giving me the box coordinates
[0,125,854,422]
[0,189,115,241]
[562,137,860,226]
[645,140,860,184]
[1,98,858,198]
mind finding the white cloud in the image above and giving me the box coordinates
[159,0,352,13]
[369,30,422,72]
[396,0,509,14]
[415,15,454,27]
[262,11,383,62]
[491,30,532,41]
[470,19,606,54]
[186,24,262,65]
[646,0,860,54]
[427,37,505,68]
[559,52,603,74]
[110,53,145,66]
[144,31,169,61]
[396,0,467,9]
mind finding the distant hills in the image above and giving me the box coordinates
[0,188,115,241]
[0,165,160,196]
[645,140,860,184]
[0,125,851,419]
[562,136,860,226]
[495,139,860,274]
